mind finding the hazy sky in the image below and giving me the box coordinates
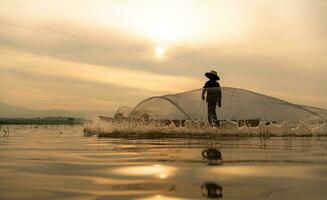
[0,0,326,111]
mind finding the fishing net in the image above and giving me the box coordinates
[129,87,325,123]
[114,106,132,119]
[86,87,327,138]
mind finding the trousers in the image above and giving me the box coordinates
[207,101,219,126]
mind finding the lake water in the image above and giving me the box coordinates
[1,125,327,199]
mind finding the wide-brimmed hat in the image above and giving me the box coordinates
[205,70,220,80]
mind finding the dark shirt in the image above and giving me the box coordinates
[203,80,220,88]
[203,80,221,102]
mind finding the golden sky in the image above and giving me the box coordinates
[0,0,326,111]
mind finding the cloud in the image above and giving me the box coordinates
[0,47,201,110]
[0,47,201,93]
[0,66,154,110]
[0,0,327,110]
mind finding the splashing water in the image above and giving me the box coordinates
[83,119,327,138]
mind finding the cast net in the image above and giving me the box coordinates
[129,87,325,123]
[114,106,132,119]
[85,87,327,138]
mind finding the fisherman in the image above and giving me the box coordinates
[202,70,222,127]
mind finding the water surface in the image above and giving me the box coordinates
[1,125,327,199]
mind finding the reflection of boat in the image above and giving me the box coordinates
[201,182,223,198]
[202,148,223,166]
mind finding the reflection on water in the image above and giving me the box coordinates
[202,148,223,166]
[201,182,223,198]
[1,125,327,199]
[114,164,176,179]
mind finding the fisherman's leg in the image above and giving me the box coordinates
[210,102,220,127]
[208,102,216,126]
[215,114,220,127]
[207,103,212,125]
[211,102,218,126]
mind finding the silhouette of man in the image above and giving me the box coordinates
[202,70,222,127]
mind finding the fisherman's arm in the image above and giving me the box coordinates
[202,89,206,101]
[217,87,222,107]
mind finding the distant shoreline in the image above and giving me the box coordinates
[0,117,85,125]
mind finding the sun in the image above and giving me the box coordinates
[155,46,165,58]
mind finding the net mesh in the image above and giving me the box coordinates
[114,106,132,119]
[129,87,325,122]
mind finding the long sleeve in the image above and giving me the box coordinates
[218,87,222,104]
[202,88,206,100]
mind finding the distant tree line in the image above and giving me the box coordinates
[0,117,85,125]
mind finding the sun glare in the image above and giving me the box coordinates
[155,46,165,58]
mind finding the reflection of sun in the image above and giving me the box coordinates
[155,46,165,58]
[114,164,175,179]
